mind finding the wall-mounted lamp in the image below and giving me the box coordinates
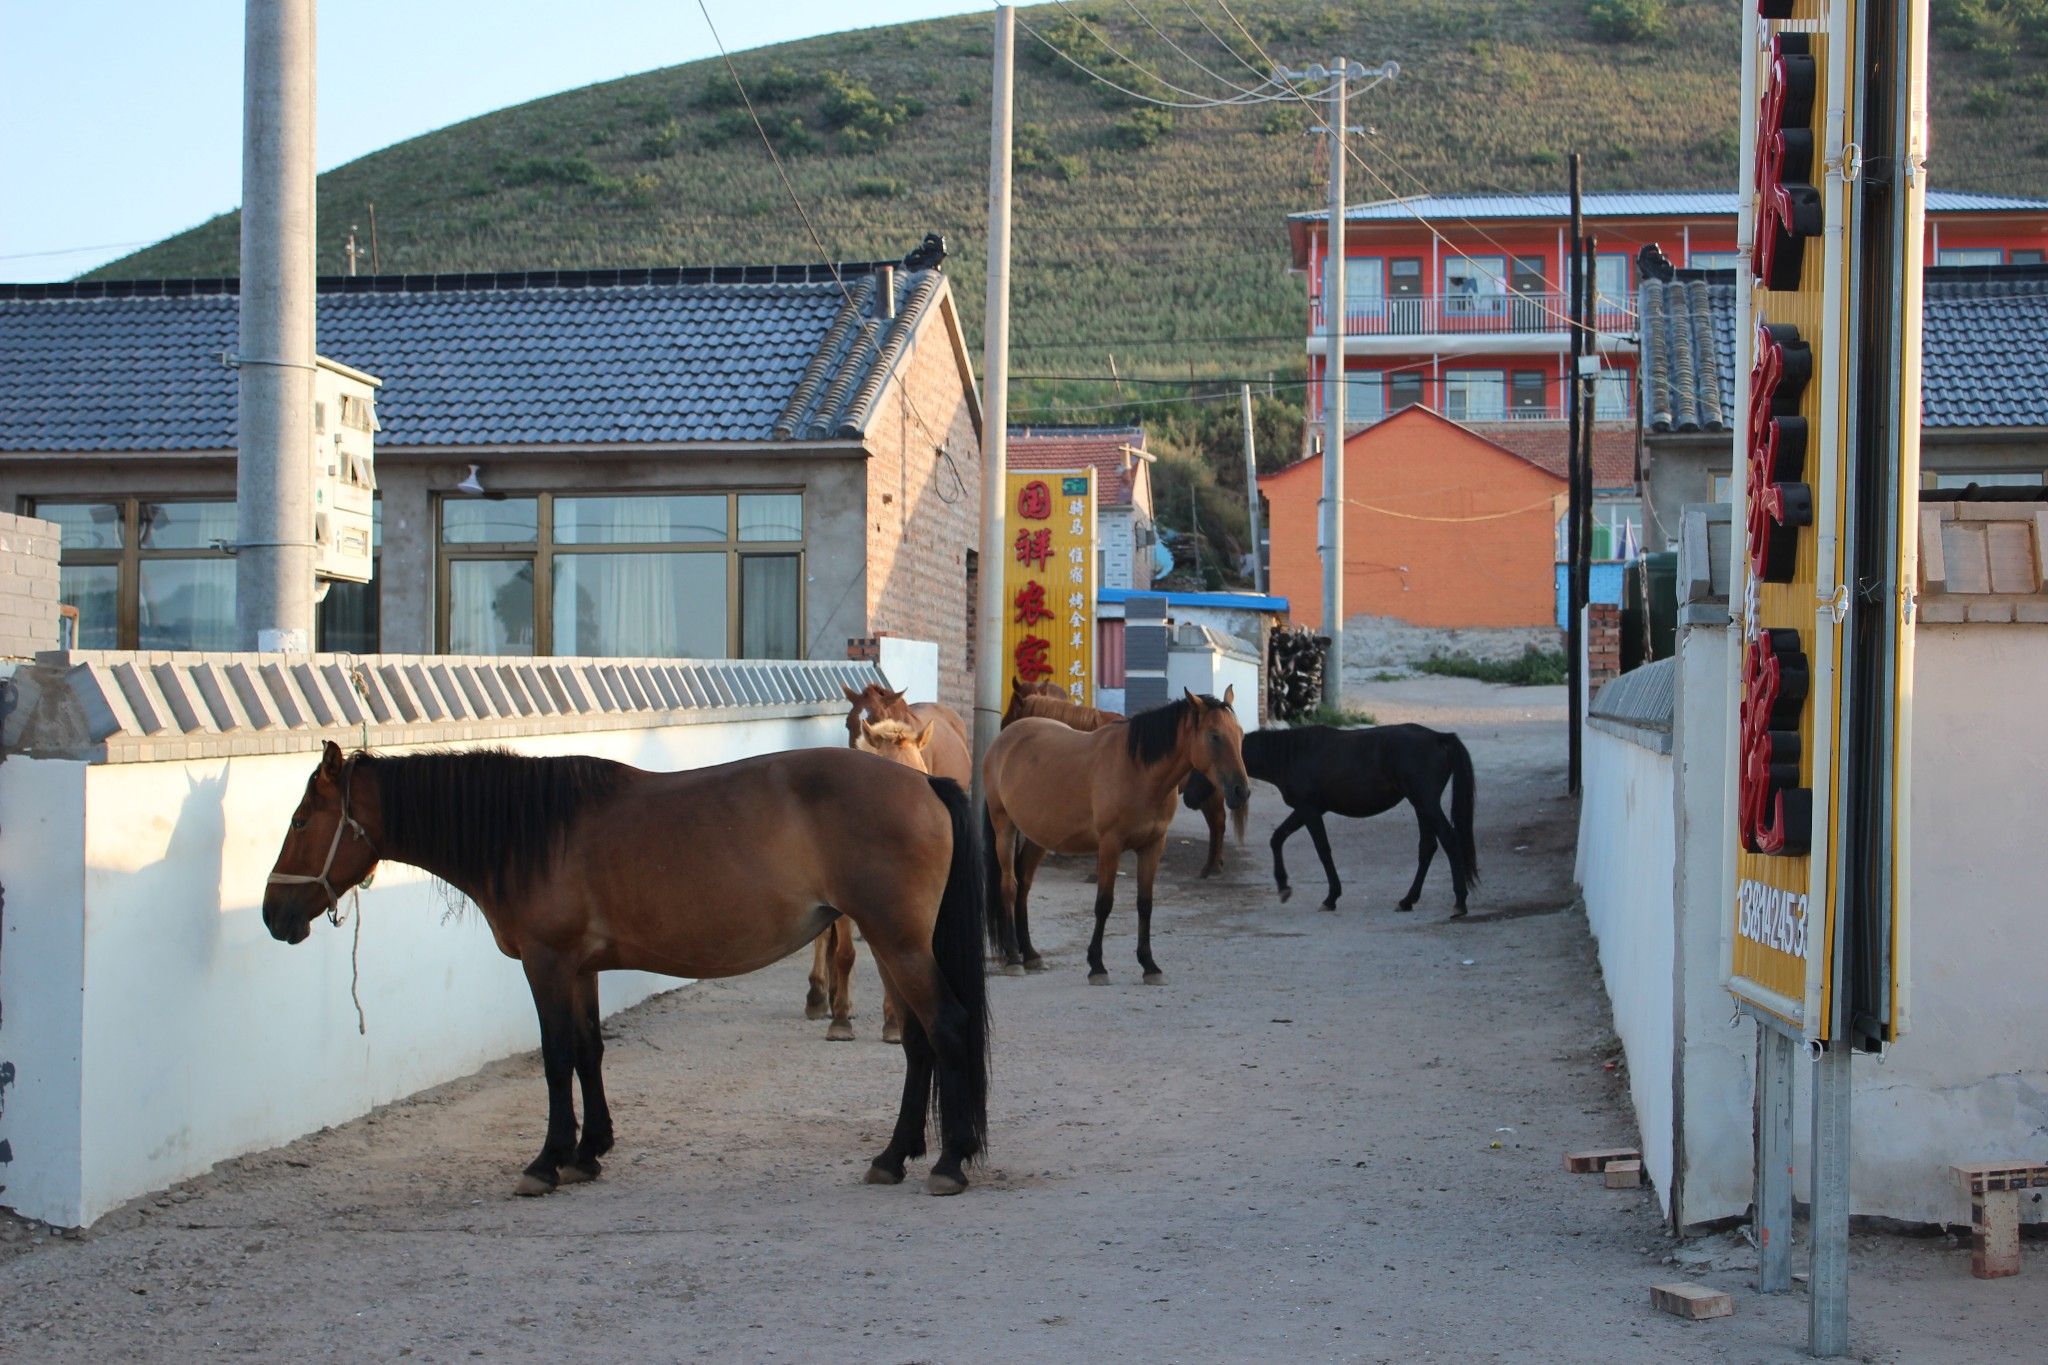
[455,464,486,495]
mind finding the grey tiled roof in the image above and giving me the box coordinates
[1638,265,2048,433]
[1289,189,2048,223]
[0,255,954,452]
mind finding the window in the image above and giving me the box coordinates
[32,498,238,650]
[1594,253,1632,330]
[436,490,804,659]
[1511,370,1548,418]
[1593,499,1643,560]
[1388,372,1424,413]
[1443,369,1506,422]
[316,500,383,653]
[1594,370,1632,421]
[1688,250,1741,270]
[1320,256,1385,322]
[1510,255,1549,329]
[1936,248,2003,266]
[2013,250,2046,266]
[1342,367,1384,427]
[1926,470,2044,490]
[1444,255,1507,315]
[1387,257,1425,330]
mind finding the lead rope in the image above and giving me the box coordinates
[336,661,374,1035]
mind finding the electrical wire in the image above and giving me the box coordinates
[1116,0,1270,98]
[1017,8,1293,110]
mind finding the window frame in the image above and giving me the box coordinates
[433,487,807,659]
[1443,368,1508,422]
[26,494,240,649]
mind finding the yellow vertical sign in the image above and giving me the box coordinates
[1002,468,1096,704]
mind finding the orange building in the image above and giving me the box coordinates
[1263,406,1565,635]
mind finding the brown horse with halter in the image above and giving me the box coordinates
[804,716,933,1042]
[262,741,989,1197]
[982,689,1252,982]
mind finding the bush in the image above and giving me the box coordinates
[1586,0,1666,42]
[1965,85,2007,117]
[493,154,617,193]
[693,63,807,109]
[819,70,924,153]
[1298,704,1376,728]
[1415,648,1569,686]
[1111,108,1174,150]
[1014,122,1055,172]
[852,176,904,199]
[1261,106,1306,137]
[638,118,683,160]
[1053,154,1090,182]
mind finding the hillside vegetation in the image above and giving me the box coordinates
[88,0,2046,577]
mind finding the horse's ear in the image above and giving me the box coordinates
[320,739,345,771]
[914,720,936,750]
[1222,684,1236,707]
[1182,687,1204,711]
[842,684,865,705]
[856,718,878,750]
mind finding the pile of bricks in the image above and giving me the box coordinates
[1587,602,1623,692]
[0,509,62,660]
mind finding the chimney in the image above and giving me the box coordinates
[875,264,896,319]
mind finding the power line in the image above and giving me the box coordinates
[1116,0,1268,98]
[0,238,157,262]
[1016,8,1292,110]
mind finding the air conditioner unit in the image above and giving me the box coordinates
[311,356,380,585]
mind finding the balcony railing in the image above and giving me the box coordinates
[1309,292,1636,338]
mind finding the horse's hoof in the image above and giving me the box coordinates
[1395,901,1416,913]
[925,1170,968,1197]
[557,1160,600,1185]
[1142,971,1166,986]
[512,1172,555,1198]
[1276,885,1293,903]
[826,1020,856,1042]
[881,1023,903,1044]
[1087,971,1109,985]
[1197,866,1216,880]
[865,1164,905,1186]
[1022,956,1049,973]
[1449,906,1469,919]
[1318,901,1338,913]
[1002,961,1027,978]
[804,995,828,1021]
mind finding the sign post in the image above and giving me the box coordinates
[1001,469,1097,707]
[1728,0,1925,1354]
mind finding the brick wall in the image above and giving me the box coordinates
[863,293,983,712]
[0,509,62,659]
[1587,602,1622,692]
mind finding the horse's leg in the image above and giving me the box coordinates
[1305,811,1342,912]
[805,931,830,1020]
[1198,790,1227,878]
[1085,842,1121,983]
[1427,796,1470,917]
[990,809,1026,975]
[870,949,979,1196]
[879,973,904,1045]
[1398,801,1440,913]
[1134,838,1167,985]
[564,971,611,1183]
[1269,808,1307,902]
[1013,840,1050,971]
[514,953,580,1197]
[826,915,857,1041]
[865,1007,934,1185]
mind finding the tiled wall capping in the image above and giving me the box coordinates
[2,651,886,763]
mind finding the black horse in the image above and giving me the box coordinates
[1184,724,1478,915]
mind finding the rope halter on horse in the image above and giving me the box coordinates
[267,752,379,922]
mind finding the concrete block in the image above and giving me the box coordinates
[1918,599,1969,624]
[1650,1282,1732,1320]
[1565,1147,1641,1173]
[1965,600,2016,624]
[1604,1159,1643,1188]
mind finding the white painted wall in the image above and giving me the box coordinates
[1166,648,1261,733]
[1575,725,1679,1215]
[0,711,842,1228]
[878,636,940,704]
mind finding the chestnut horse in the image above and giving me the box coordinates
[263,741,989,1197]
[842,682,971,783]
[982,690,1252,983]
[1013,693,1123,729]
[805,717,932,1042]
[1000,677,1069,727]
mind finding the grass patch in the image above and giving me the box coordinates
[1416,648,1570,686]
[1298,704,1376,728]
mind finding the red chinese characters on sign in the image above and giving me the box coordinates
[1014,528,1052,570]
[1016,480,1052,522]
[1752,34,1821,291]
[1746,322,1814,582]
[1739,628,1813,856]
[1013,635,1053,682]
[1012,581,1054,626]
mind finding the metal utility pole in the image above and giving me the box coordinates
[1565,154,1584,794]
[1240,383,1265,594]
[1578,231,1598,660]
[970,2,1015,810]
[236,0,319,653]
[1320,58,1347,707]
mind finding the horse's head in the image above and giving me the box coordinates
[1181,687,1251,834]
[841,682,909,747]
[262,740,382,945]
[854,716,936,772]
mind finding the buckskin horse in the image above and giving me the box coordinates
[1183,723,1478,916]
[803,716,934,1043]
[263,741,990,1197]
[982,690,1251,982]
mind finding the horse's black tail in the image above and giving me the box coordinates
[1181,768,1217,811]
[928,776,991,1159]
[1443,733,1479,887]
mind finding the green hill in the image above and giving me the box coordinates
[85,0,2048,568]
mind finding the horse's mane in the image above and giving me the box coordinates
[857,717,922,747]
[1125,695,1223,766]
[370,749,630,903]
[1020,694,1124,730]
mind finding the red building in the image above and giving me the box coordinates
[1286,189,2048,435]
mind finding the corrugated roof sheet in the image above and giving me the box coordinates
[1007,424,1146,506]
[1288,189,2048,223]
[1638,264,2048,432]
[0,255,953,452]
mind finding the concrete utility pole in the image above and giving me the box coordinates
[1240,383,1264,594]
[1566,154,1584,795]
[237,0,319,653]
[971,3,1015,810]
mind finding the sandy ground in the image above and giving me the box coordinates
[1,677,2035,1363]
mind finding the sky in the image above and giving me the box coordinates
[0,1,985,282]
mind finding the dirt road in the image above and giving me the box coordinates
[0,678,2031,1362]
